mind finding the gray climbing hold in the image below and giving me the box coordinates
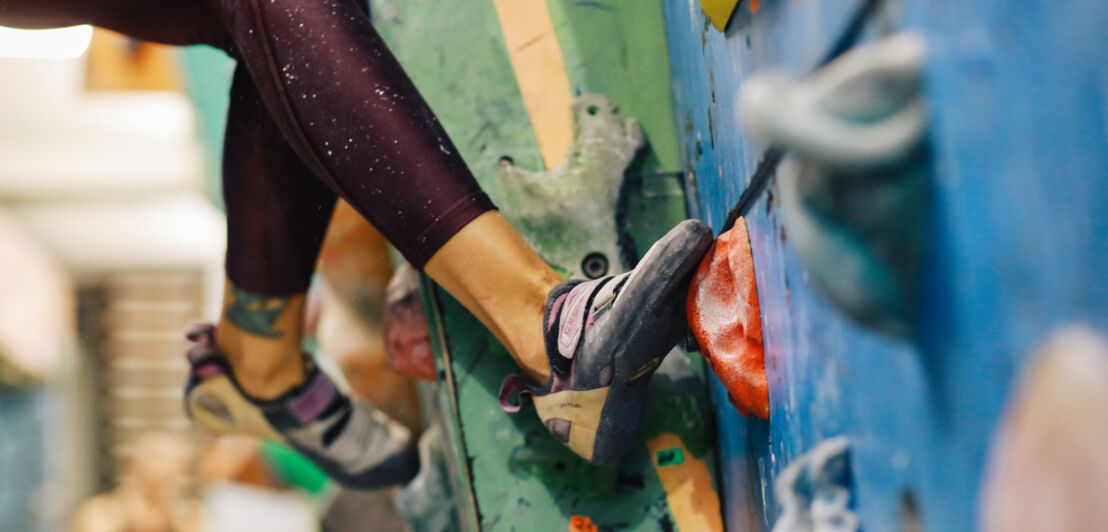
[392,425,460,532]
[772,436,857,532]
[489,94,644,279]
[739,33,930,337]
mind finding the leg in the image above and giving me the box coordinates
[184,65,417,488]
[217,65,338,399]
[424,213,562,383]
[204,0,495,269]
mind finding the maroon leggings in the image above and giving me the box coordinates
[2,0,496,294]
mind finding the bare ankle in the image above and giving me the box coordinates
[231,355,306,400]
[506,279,560,384]
[216,324,307,400]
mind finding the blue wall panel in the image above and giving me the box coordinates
[910,1,1108,530]
[663,0,1108,530]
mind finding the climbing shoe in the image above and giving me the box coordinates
[498,220,714,464]
[184,323,418,489]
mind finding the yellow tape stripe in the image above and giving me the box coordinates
[647,432,725,532]
[492,0,574,169]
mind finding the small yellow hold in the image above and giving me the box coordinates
[699,0,742,32]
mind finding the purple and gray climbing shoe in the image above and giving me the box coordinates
[498,220,714,464]
[184,324,418,489]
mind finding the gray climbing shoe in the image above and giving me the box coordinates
[498,220,714,464]
[184,324,418,489]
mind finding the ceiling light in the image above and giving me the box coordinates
[0,25,93,59]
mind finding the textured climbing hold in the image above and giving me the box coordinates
[687,217,769,419]
[490,93,643,279]
[738,33,929,337]
[773,436,856,532]
[740,33,928,169]
[383,263,436,381]
[981,326,1108,532]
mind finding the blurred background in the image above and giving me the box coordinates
[0,25,419,532]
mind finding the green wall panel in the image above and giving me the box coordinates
[372,1,718,530]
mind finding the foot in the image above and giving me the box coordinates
[498,220,714,464]
[184,324,418,489]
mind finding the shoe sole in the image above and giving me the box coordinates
[186,374,283,440]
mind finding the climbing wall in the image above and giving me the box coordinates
[369,0,722,529]
[664,0,1108,530]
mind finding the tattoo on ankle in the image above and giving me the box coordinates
[226,287,290,338]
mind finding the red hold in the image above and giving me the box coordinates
[384,264,437,382]
[687,218,769,419]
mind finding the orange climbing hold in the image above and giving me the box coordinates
[569,515,597,532]
[687,217,769,419]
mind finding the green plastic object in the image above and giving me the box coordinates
[259,439,331,496]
